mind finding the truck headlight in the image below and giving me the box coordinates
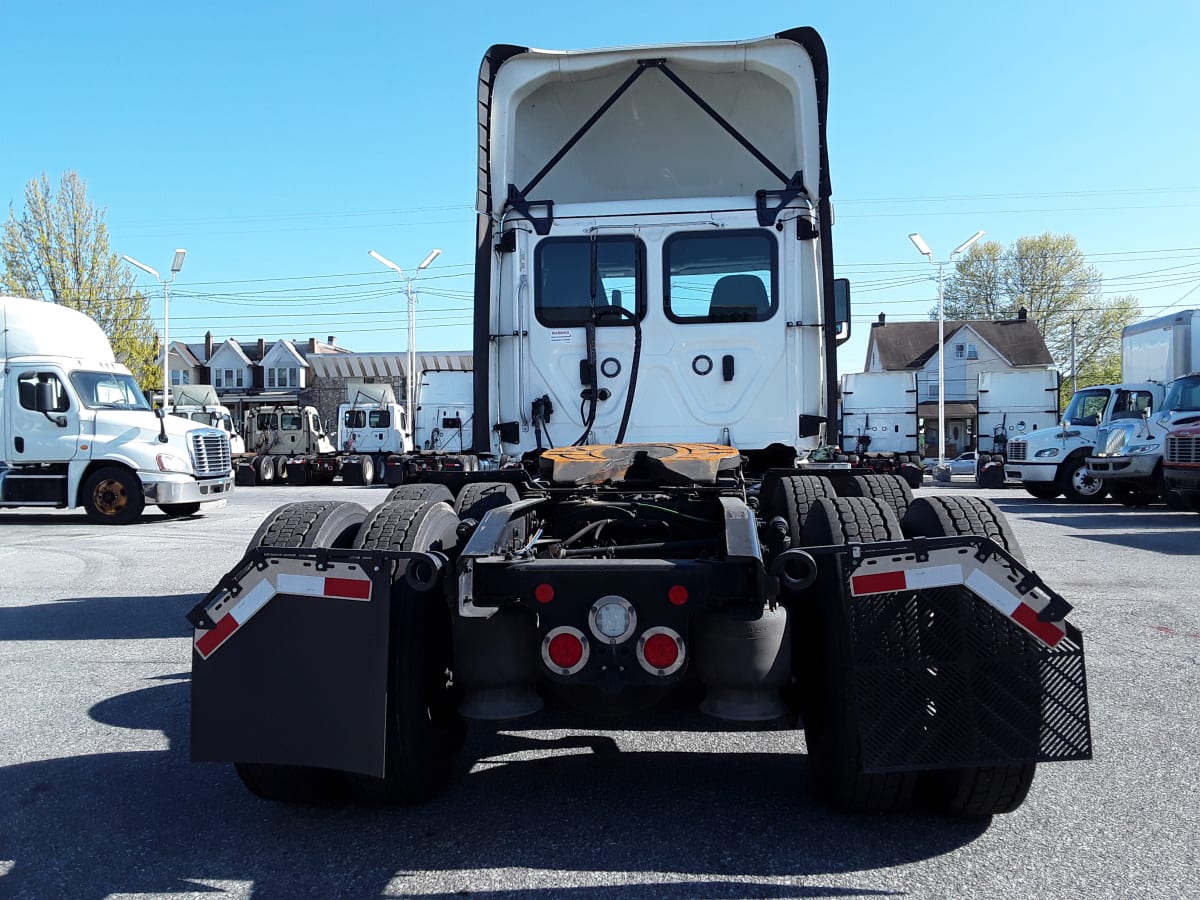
[1034,448,1060,458]
[157,453,191,473]
[1130,443,1161,454]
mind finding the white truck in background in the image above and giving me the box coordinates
[0,295,233,523]
[234,400,337,485]
[382,369,477,485]
[168,385,245,457]
[336,382,409,485]
[1084,310,1200,505]
[975,369,1060,487]
[838,371,923,486]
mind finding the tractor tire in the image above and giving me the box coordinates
[81,466,145,525]
[1023,482,1060,500]
[253,455,274,484]
[1058,457,1107,504]
[797,496,916,813]
[899,495,1037,815]
[274,455,290,483]
[842,473,913,521]
[350,498,466,802]
[454,481,520,521]
[235,499,370,802]
[385,483,455,506]
[762,474,835,538]
[160,503,201,518]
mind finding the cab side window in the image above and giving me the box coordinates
[368,410,391,428]
[17,372,70,412]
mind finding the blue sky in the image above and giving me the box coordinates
[4,1,1198,374]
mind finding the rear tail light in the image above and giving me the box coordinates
[541,626,589,675]
[637,627,685,676]
[588,595,636,643]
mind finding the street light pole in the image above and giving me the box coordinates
[122,249,187,408]
[369,247,442,446]
[908,230,985,468]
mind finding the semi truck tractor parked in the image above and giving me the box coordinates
[974,369,1060,487]
[168,385,245,457]
[383,369,478,486]
[838,371,923,487]
[0,296,233,522]
[333,383,409,485]
[190,28,1090,817]
[234,402,336,485]
[1085,310,1199,505]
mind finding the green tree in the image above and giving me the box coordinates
[1,171,160,388]
[938,232,1139,396]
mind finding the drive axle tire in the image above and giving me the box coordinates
[762,474,835,538]
[798,496,916,813]
[842,473,913,521]
[385,483,455,506]
[350,498,466,802]
[899,495,1037,816]
[233,500,370,802]
[253,455,274,484]
[81,466,145,525]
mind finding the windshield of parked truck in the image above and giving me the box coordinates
[69,371,152,411]
[1163,375,1200,412]
[1062,388,1110,426]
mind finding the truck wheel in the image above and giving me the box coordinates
[842,474,912,520]
[454,482,520,520]
[361,455,376,485]
[901,495,1026,564]
[160,503,201,517]
[762,474,834,537]
[1022,482,1060,500]
[253,455,274,483]
[1058,458,1107,503]
[386,483,455,505]
[899,495,1037,815]
[372,454,387,485]
[81,466,145,525]
[350,498,465,802]
[274,455,289,483]
[797,496,917,813]
[234,500,370,802]
[248,499,368,551]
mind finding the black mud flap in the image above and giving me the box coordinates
[189,552,396,777]
[827,540,1092,773]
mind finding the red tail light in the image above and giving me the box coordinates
[541,626,589,675]
[637,627,685,676]
[534,583,555,604]
[668,585,688,606]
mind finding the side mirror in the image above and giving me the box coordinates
[33,381,56,412]
[833,278,851,345]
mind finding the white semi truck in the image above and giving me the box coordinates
[1084,310,1199,505]
[381,369,478,485]
[168,385,245,457]
[838,371,922,486]
[0,296,233,523]
[190,28,1090,817]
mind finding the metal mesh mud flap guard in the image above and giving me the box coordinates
[830,538,1092,773]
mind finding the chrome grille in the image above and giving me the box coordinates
[191,430,232,477]
[1166,433,1200,464]
[1007,440,1027,462]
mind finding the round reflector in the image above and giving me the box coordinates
[637,626,685,676]
[668,585,688,606]
[534,583,555,604]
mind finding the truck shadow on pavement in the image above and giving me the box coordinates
[0,676,986,899]
[0,593,198,641]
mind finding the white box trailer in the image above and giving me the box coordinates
[977,370,1060,455]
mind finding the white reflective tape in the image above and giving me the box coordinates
[901,564,963,590]
[229,579,275,624]
[276,573,327,597]
[964,568,1020,616]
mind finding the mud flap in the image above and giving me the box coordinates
[190,554,395,777]
[821,539,1092,773]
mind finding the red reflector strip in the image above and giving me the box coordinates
[850,570,908,594]
[195,612,238,659]
[1011,602,1066,648]
[324,576,372,600]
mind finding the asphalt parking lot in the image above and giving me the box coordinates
[1,480,1198,899]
